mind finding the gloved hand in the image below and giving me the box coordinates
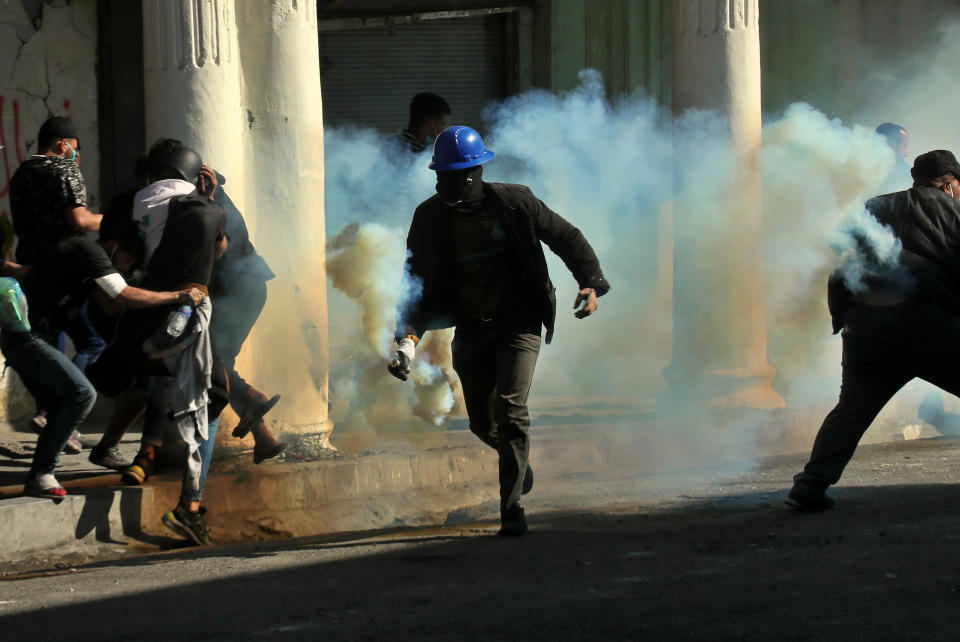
[388,337,416,381]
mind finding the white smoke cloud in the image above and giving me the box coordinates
[830,208,904,295]
[322,62,938,473]
[326,222,454,430]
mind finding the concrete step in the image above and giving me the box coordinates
[0,432,500,564]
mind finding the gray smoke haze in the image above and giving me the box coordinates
[323,39,955,481]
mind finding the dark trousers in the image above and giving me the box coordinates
[211,275,267,407]
[1,331,97,477]
[794,304,960,492]
[452,315,541,512]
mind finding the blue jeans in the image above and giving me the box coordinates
[211,275,267,404]
[141,376,219,503]
[197,417,219,497]
[1,331,97,477]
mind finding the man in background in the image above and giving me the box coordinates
[386,92,451,155]
[876,122,910,193]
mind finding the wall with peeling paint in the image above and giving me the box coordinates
[0,0,99,421]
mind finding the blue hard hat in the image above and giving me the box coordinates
[429,126,495,171]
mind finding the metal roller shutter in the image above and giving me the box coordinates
[319,15,506,135]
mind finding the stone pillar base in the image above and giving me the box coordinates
[214,410,335,459]
[657,364,785,414]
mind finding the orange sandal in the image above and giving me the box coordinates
[121,455,153,485]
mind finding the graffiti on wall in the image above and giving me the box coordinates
[0,95,25,220]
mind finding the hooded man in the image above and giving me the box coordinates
[388,126,610,536]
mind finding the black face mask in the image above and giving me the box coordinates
[436,166,484,207]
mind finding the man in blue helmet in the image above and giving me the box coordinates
[388,125,610,536]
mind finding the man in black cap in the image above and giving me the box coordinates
[876,122,911,193]
[10,117,102,263]
[787,149,960,511]
[9,116,106,445]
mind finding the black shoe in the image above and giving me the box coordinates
[521,464,534,495]
[162,504,212,545]
[785,488,835,512]
[498,505,528,537]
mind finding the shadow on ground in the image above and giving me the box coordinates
[2,483,959,640]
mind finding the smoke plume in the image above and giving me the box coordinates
[323,44,953,475]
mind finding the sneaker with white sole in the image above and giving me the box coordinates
[89,446,131,470]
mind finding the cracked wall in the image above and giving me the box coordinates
[0,0,99,421]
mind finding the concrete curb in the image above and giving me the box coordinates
[140,442,501,542]
[0,437,501,563]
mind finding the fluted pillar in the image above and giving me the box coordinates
[234,0,331,441]
[142,0,332,442]
[142,0,244,180]
[659,0,784,410]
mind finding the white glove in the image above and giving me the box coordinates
[388,337,416,381]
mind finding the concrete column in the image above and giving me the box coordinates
[660,0,784,410]
[142,0,244,181]
[142,0,332,444]
[233,0,331,443]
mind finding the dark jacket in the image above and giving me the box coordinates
[210,172,274,296]
[396,182,610,344]
[828,185,960,333]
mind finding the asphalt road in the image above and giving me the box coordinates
[2,437,959,641]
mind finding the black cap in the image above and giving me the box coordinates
[911,149,960,181]
[37,117,79,146]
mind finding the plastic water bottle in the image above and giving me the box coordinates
[166,305,193,338]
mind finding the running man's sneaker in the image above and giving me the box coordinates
[498,504,528,537]
[25,473,67,499]
[162,504,212,546]
[89,446,131,470]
